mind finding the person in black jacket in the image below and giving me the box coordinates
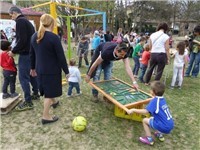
[30,14,69,124]
[8,6,39,111]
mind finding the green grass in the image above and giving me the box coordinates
[0,44,200,150]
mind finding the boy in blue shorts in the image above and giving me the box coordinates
[127,81,174,145]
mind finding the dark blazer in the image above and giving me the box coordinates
[30,31,69,75]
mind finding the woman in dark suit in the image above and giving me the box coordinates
[30,14,69,124]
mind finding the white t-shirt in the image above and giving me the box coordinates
[173,51,186,68]
[150,31,169,53]
[68,66,81,83]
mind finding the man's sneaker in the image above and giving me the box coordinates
[139,136,154,145]
[31,94,40,100]
[154,132,165,142]
[2,93,11,99]
[10,92,19,98]
[15,101,34,111]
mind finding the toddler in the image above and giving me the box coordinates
[139,43,151,83]
[170,41,188,89]
[127,81,174,146]
[67,58,82,97]
[0,40,18,99]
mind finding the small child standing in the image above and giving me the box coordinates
[77,36,89,68]
[170,41,188,89]
[132,36,146,78]
[0,40,18,99]
[139,43,151,83]
[67,58,82,97]
[127,81,174,146]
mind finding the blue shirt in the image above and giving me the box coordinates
[146,96,174,134]
[92,35,101,50]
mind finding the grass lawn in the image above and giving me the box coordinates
[0,41,200,150]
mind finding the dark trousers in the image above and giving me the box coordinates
[67,82,80,95]
[145,53,167,83]
[78,50,89,67]
[2,70,17,94]
[18,55,38,102]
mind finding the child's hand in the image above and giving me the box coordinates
[126,109,135,115]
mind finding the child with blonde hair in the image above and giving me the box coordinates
[67,58,82,97]
[170,41,188,89]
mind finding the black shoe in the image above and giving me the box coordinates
[41,116,59,125]
[2,93,11,99]
[31,94,40,100]
[51,101,59,109]
[10,92,19,98]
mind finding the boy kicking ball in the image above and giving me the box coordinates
[126,81,174,145]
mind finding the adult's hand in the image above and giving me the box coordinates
[30,69,37,77]
[85,75,90,83]
[132,81,139,91]
[8,51,14,57]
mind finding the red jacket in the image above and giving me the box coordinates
[0,51,17,72]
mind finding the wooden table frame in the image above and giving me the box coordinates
[89,77,153,112]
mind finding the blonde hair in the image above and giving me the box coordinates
[37,14,55,43]
[118,28,122,33]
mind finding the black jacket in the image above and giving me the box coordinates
[12,15,35,55]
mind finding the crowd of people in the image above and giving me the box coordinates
[0,5,199,146]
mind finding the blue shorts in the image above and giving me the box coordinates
[149,117,156,130]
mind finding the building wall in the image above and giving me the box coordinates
[1,13,41,30]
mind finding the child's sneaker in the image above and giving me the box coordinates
[178,86,181,90]
[10,92,19,98]
[2,93,11,99]
[154,132,165,142]
[139,136,154,145]
[75,91,82,96]
[66,94,72,98]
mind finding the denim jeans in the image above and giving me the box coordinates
[139,63,147,82]
[2,70,17,94]
[92,62,113,96]
[18,55,38,102]
[67,82,80,95]
[133,57,140,75]
[185,51,200,77]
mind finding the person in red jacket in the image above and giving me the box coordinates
[0,40,18,99]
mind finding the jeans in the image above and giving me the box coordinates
[139,64,147,82]
[92,62,113,96]
[185,51,200,77]
[67,82,80,95]
[18,55,38,102]
[2,70,17,94]
[133,57,140,75]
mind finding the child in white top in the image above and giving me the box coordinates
[67,58,82,97]
[170,42,188,89]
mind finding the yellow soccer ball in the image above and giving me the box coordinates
[72,116,87,132]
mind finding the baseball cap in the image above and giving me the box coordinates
[94,30,99,35]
